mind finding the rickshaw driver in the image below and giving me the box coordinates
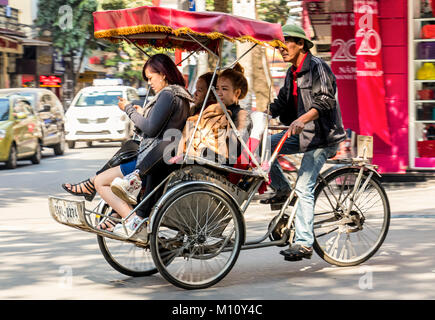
[262,24,346,261]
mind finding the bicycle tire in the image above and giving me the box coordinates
[313,167,390,267]
[150,184,244,290]
[97,204,157,277]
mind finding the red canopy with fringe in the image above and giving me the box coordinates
[93,6,285,52]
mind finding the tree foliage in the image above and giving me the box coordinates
[256,0,290,25]
[35,0,98,56]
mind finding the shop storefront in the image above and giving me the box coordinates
[409,0,435,169]
[303,0,435,173]
[0,34,23,88]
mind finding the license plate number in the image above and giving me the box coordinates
[49,197,83,225]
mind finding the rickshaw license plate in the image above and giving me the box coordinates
[49,197,84,226]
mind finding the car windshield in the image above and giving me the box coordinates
[0,98,9,121]
[6,92,36,108]
[75,90,123,107]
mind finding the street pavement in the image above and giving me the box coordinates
[0,142,434,300]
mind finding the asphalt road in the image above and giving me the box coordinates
[0,142,434,300]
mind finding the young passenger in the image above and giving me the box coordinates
[176,63,250,163]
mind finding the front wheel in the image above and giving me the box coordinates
[313,167,390,267]
[97,203,157,277]
[150,184,244,290]
[5,144,17,169]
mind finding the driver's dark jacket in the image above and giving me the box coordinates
[269,52,346,152]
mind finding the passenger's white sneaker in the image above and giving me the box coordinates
[112,215,147,242]
[111,170,141,205]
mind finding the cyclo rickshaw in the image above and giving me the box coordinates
[49,5,390,290]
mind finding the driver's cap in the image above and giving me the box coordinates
[281,24,314,49]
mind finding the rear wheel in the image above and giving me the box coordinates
[5,144,17,169]
[67,141,75,149]
[150,184,244,290]
[97,203,157,277]
[30,143,41,164]
[313,167,390,266]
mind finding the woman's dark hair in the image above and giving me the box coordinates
[198,72,218,105]
[198,72,218,90]
[219,63,248,100]
[142,54,186,87]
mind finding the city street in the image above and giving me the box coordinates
[0,143,434,300]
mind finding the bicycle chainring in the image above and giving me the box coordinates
[268,214,290,247]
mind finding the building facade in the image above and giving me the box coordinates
[303,0,435,173]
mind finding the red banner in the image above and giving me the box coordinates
[331,12,358,132]
[354,0,390,145]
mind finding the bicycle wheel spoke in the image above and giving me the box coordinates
[97,204,156,277]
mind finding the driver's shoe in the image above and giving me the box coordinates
[280,244,313,261]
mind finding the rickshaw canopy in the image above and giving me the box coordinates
[93,5,286,53]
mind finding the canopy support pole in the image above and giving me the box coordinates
[227,43,258,69]
[186,33,219,60]
[121,35,151,58]
[176,48,199,66]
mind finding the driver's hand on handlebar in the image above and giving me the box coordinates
[288,119,304,135]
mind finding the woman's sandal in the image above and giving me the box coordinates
[62,178,96,201]
[97,211,121,231]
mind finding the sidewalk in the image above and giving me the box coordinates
[381,171,435,190]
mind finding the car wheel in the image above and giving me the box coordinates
[53,133,66,156]
[31,143,41,164]
[5,144,17,169]
[67,141,75,149]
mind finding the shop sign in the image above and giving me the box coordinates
[331,12,358,132]
[354,0,390,145]
[40,75,62,88]
[53,49,65,74]
[78,71,98,83]
[37,46,53,75]
[0,35,23,54]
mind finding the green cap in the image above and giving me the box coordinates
[282,24,314,49]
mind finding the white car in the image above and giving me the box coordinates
[65,86,139,148]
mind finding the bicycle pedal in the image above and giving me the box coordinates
[284,256,303,262]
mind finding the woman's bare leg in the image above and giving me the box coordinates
[94,166,133,219]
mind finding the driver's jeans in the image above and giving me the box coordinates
[269,132,338,248]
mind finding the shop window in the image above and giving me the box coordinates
[410,0,435,166]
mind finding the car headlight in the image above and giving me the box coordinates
[0,129,5,139]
